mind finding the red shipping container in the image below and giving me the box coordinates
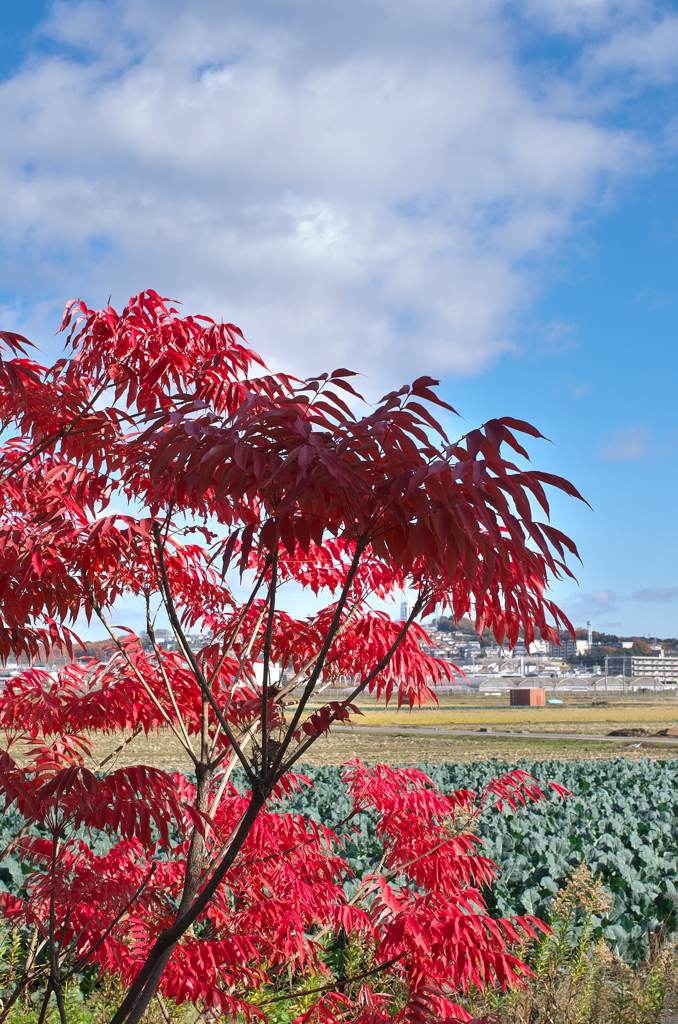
[510,688,546,706]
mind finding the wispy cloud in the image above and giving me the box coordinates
[522,0,649,35]
[572,383,592,399]
[597,426,649,461]
[542,320,579,356]
[591,12,678,85]
[631,587,678,603]
[562,589,619,624]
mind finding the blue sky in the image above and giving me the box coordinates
[1,0,678,637]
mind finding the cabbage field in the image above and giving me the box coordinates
[285,757,678,959]
[0,757,676,961]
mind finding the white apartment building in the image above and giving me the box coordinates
[631,656,678,683]
[607,654,678,683]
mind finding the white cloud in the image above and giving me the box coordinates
[597,425,650,460]
[0,0,667,379]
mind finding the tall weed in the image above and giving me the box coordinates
[466,863,678,1024]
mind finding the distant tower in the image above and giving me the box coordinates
[400,600,412,622]
[587,619,593,651]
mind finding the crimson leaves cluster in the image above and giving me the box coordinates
[0,291,580,1023]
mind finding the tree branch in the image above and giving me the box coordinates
[145,594,195,758]
[91,600,199,767]
[261,548,278,776]
[108,791,266,1024]
[151,522,256,787]
[205,559,270,690]
[269,541,366,778]
[0,380,111,487]
[63,865,158,979]
[281,594,425,773]
[97,726,144,770]
[256,954,403,1006]
[208,605,267,763]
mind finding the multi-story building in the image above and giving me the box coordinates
[549,636,589,660]
[549,636,577,659]
[607,654,678,683]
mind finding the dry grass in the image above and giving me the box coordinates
[6,698,678,771]
[34,727,678,772]
[465,864,678,1024]
[350,703,678,731]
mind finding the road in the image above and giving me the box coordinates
[333,725,678,746]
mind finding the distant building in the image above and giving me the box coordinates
[607,654,678,683]
[548,635,589,659]
[400,600,411,621]
[549,636,577,659]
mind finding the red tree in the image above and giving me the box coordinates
[0,292,579,1024]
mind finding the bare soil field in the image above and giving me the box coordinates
[54,725,678,771]
[328,692,678,730]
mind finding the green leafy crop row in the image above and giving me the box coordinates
[0,758,675,963]
[285,758,678,960]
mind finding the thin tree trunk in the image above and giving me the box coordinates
[108,792,266,1024]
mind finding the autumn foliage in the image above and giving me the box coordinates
[0,291,580,1023]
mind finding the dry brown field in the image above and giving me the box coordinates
[9,694,678,770]
[70,725,678,770]
[346,701,678,734]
